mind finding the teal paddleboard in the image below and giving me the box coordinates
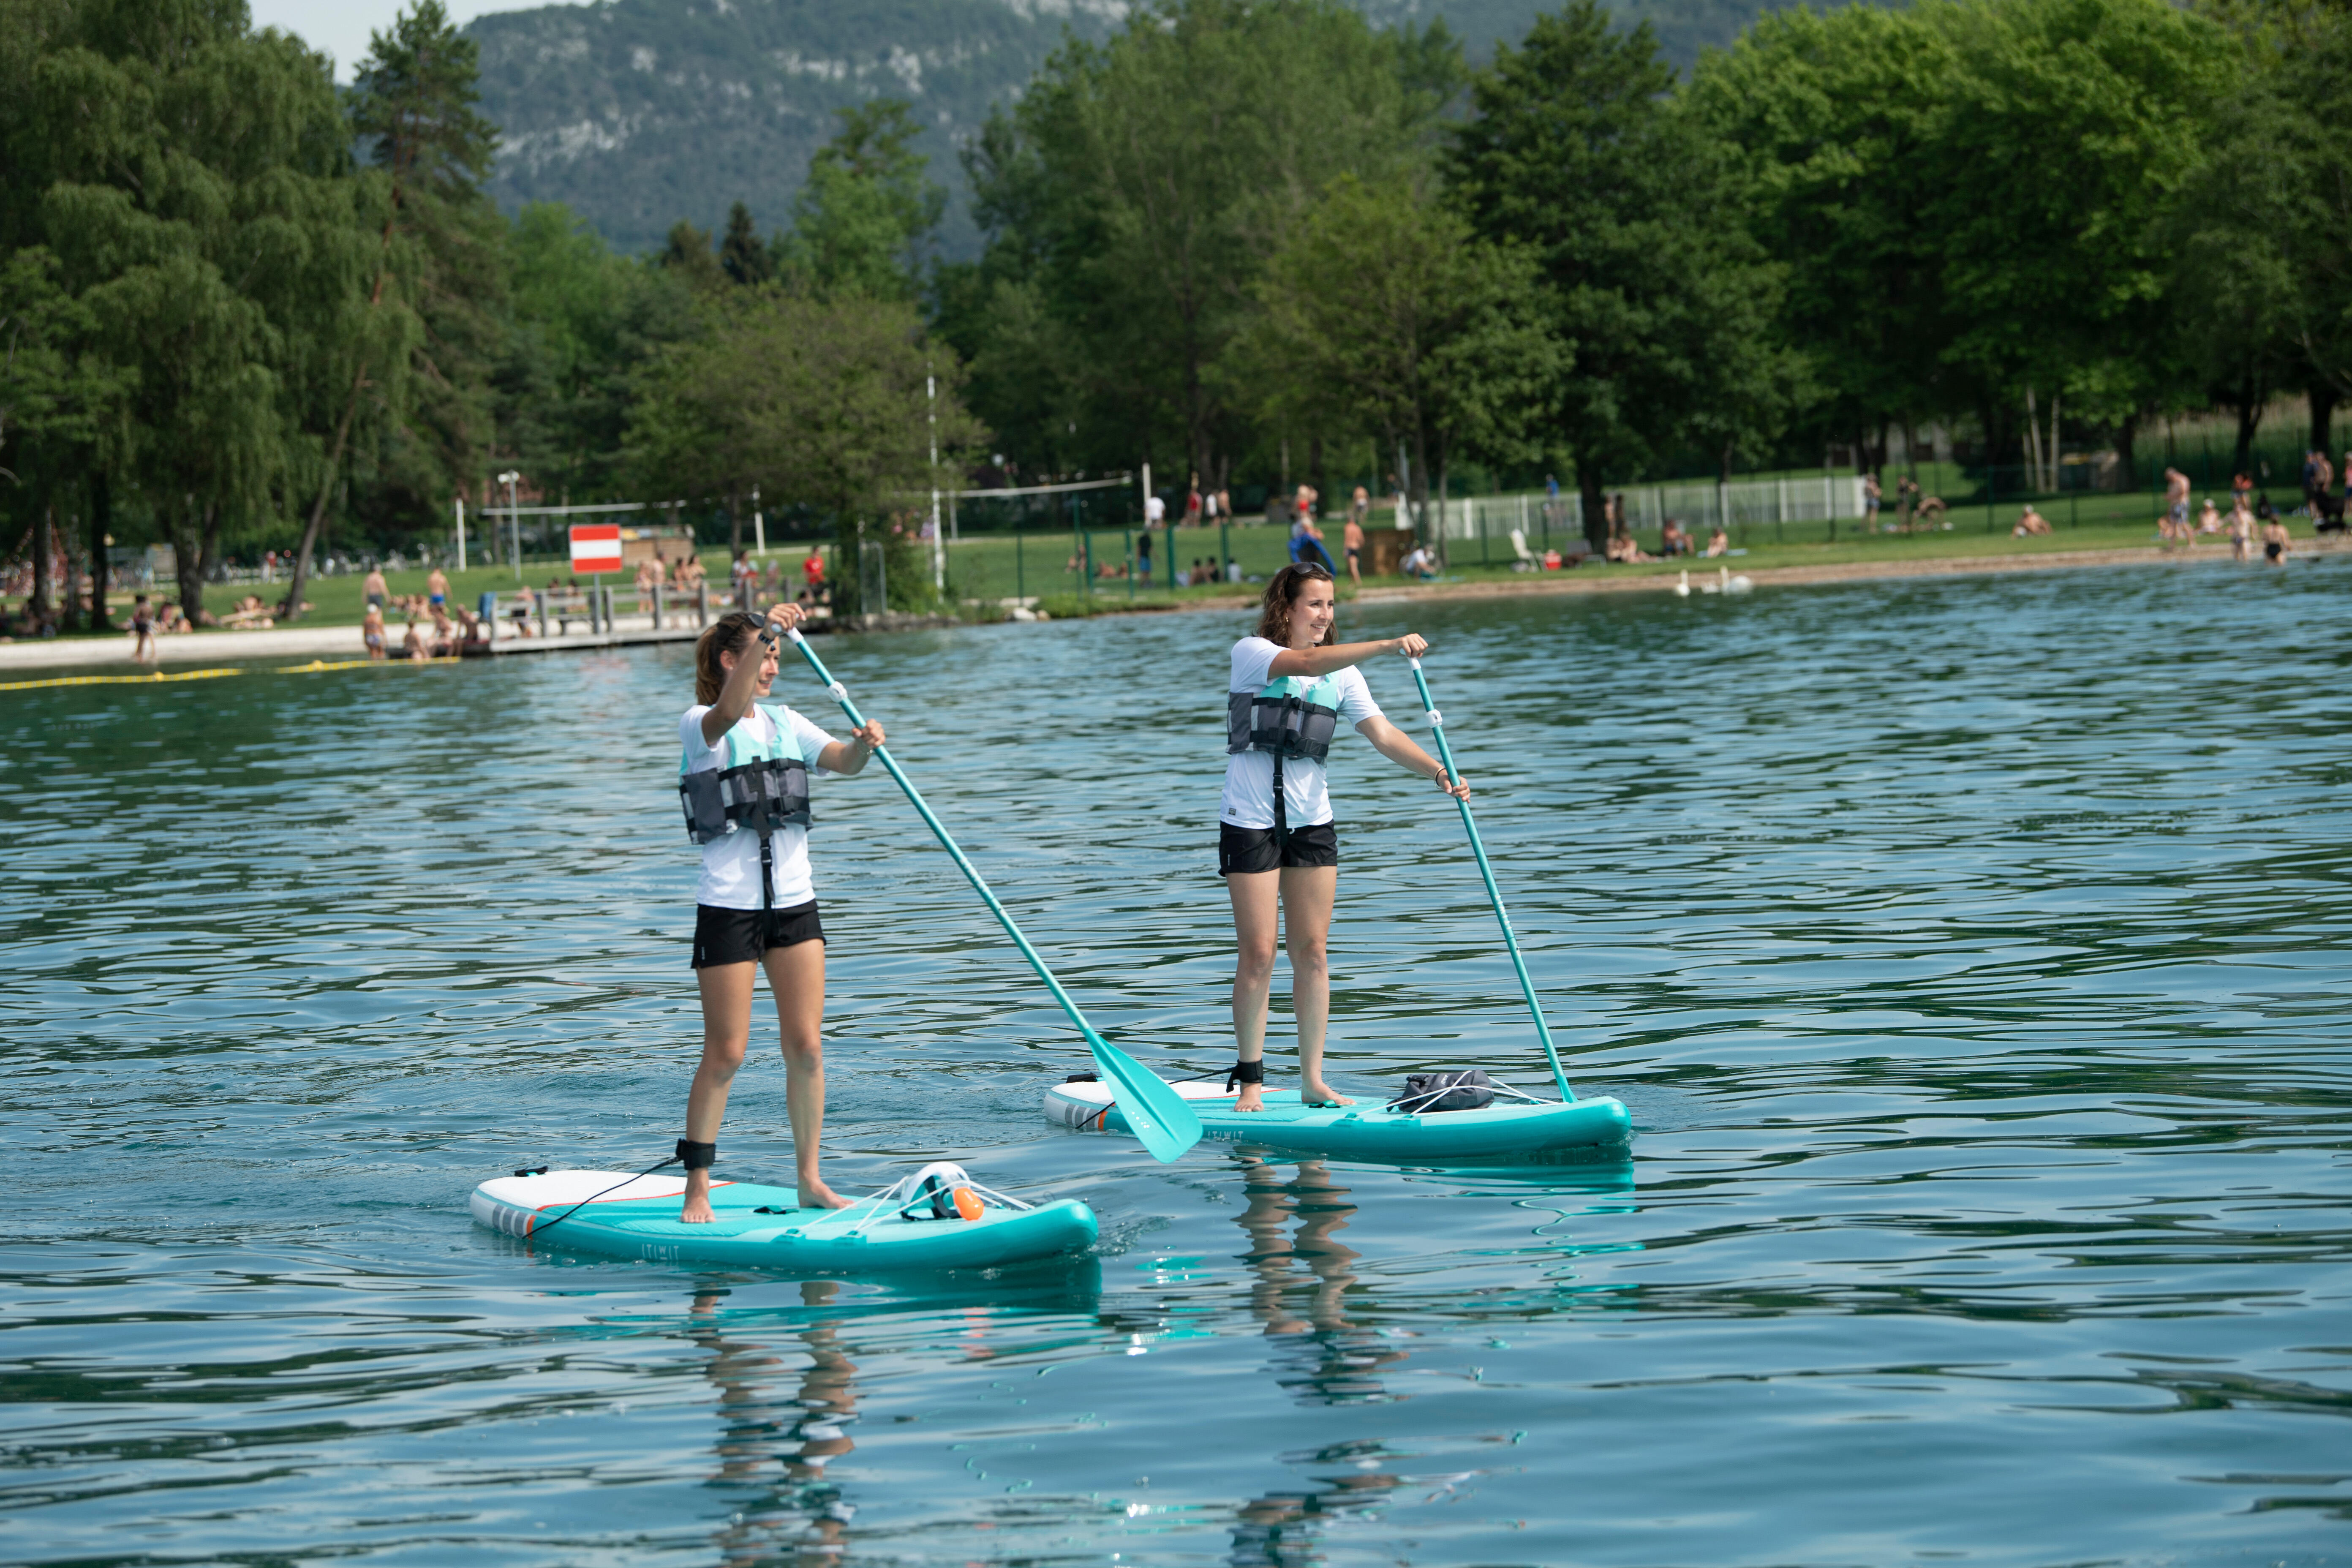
[471,1168,1097,1270]
[1043,1076,1630,1159]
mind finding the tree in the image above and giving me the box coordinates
[26,0,371,621]
[719,200,774,288]
[779,101,944,302]
[307,0,504,615]
[953,0,1432,483]
[1446,0,1797,544]
[499,202,697,505]
[2170,3,2352,464]
[628,291,981,609]
[1239,172,1560,534]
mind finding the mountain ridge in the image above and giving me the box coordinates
[467,0,1788,256]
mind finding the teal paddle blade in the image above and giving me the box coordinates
[1085,1031,1202,1162]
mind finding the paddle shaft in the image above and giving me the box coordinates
[1407,657,1575,1101]
[778,633,1125,1069]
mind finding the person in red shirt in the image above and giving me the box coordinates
[802,547,826,588]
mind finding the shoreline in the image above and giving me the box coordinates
[1348,537,2348,607]
[3,536,2338,675]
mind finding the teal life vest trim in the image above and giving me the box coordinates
[1227,672,1344,762]
[679,710,813,847]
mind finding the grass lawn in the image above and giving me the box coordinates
[11,485,2215,640]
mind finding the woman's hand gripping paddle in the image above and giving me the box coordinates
[781,628,1202,1162]
[1407,657,1578,1103]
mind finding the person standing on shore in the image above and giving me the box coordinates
[363,566,387,612]
[1862,472,1882,531]
[676,604,885,1220]
[2165,467,2191,539]
[1342,500,1366,588]
[129,594,157,665]
[1219,564,1466,1110]
[426,566,449,612]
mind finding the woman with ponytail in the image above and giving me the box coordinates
[675,603,883,1219]
[1219,564,1466,1109]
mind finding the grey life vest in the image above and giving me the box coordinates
[1226,672,1344,762]
[680,707,813,908]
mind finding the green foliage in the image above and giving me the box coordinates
[1445,0,1800,530]
[627,288,981,599]
[779,101,945,302]
[943,0,1441,485]
[1236,170,1560,514]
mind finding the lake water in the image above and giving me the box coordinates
[5,560,2349,1567]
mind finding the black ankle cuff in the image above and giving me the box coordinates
[1226,1059,1265,1090]
[675,1138,717,1171]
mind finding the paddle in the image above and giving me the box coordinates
[1405,656,1577,1102]
[779,627,1203,1162]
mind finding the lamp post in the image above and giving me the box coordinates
[498,470,521,583]
[927,368,943,593]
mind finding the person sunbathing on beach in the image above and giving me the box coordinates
[1604,528,1653,564]
[1705,526,1730,557]
[2197,499,2223,535]
[2013,505,2052,537]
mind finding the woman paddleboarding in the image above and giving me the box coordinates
[677,605,883,1220]
[1221,563,1467,1109]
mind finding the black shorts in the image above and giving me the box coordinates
[691,900,825,968]
[1219,822,1338,876]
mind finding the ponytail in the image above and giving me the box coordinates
[694,611,766,705]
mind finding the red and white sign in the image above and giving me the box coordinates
[569,523,622,574]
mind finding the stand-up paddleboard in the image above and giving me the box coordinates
[470,1165,1097,1270]
[1044,1075,1630,1160]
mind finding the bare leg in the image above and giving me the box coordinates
[683,959,757,1222]
[1228,869,1280,1111]
[1281,865,1350,1105]
[763,939,848,1209]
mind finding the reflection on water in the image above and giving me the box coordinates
[4,563,2350,1565]
[1239,1157,1407,1405]
[694,1284,860,1567]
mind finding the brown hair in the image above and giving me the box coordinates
[1255,562,1337,647]
[694,610,767,705]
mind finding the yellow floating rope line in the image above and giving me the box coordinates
[277,657,463,673]
[0,667,245,693]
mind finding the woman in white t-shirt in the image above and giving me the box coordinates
[1220,563,1467,1109]
[675,604,883,1220]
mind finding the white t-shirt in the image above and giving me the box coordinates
[1220,636,1382,830]
[1145,496,1166,525]
[680,702,838,909]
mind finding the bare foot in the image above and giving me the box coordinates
[1301,1083,1355,1107]
[798,1179,853,1210]
[681,1193,716,1224]
[1236,1084,1265,1113]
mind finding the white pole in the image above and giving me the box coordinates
[505,474,521,583]
[454,497,466,572]
[927,371,943,592]
[753,484,765,557]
